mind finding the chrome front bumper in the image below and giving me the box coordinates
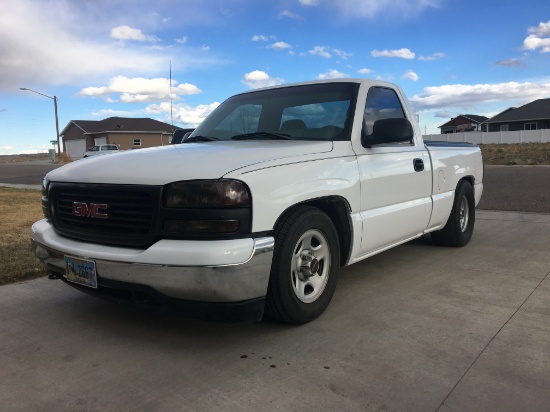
[31,220,274,304]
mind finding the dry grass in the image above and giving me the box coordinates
[480,143,550,166]
[0,153,49,163]
[0,187,48,285]
[58,152,74,164]
[0,152,73,164]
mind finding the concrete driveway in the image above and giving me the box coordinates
[1,210,549,411]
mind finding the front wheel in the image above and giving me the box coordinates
[431,180,475,247]
[265,206,340,324]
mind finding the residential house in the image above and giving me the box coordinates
[482,98,550,132]
[61,117,181,158]
[438,115,488,134]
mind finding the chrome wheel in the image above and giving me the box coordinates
[459,195,470,232]
[266,206,340,323]
[291,229,330,303]
[431,180,475,247]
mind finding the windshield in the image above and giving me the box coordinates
[188,82,358,142]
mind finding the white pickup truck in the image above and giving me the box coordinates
[32,79,483,323]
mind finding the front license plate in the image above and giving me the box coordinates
[64,255,98,289]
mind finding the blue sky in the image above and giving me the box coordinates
[1,0,549,155]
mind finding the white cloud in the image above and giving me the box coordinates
[333,48,353,60]
[90,102,220,128]
[110,25,158,43]
[523,35,550,53]
[145,101,220,127]
[317,70,348,80]
[270,41,292,51]
[371,48,415,59]
[357,68,373,74]
[523,20,550,53]
[175,36,188,44]
[418,52,445,61]
[242,71,284,89]
[309,46,332,58]
[80,76,202,103]
[529,20,550,37]
[0,0,220,91]
[280,10,302,19]
[0,144,51,155]
[495,58,525,68]
[252,35,268,41]
[299,0,319,5]
[410,81,550,111]
[402,70,419,81]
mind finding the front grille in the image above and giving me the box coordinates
[49,183,161,247]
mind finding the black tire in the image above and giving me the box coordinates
[265,206,340,324]
[431,180,475,247]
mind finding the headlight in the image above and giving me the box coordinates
[42,175,50,197]
[164,180,250,208]
[41,176,51,219]
[162,180,251,236]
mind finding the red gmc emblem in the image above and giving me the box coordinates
[72,202,108,219]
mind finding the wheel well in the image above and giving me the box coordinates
[460,176,474,186]
[459,176,475,197]
[274,197,352,267]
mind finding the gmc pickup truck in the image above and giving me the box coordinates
[31,79,483,324]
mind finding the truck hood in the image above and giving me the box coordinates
[47,141,334,185]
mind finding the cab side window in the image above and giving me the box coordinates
[362,87,407,138]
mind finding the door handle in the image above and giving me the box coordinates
[413,158,424,172]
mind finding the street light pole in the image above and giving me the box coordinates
[20,87,61,159]
[53,96,60,157]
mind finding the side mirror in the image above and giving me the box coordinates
[362,118,414,148]
[182,131,193,142]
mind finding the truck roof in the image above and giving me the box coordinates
[235,78,396,96]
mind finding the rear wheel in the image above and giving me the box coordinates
[265,206,340,324]
[431,180,475,247]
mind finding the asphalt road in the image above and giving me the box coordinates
[477,166,550,213]
[1,161,549,214]
[0,160,58,186]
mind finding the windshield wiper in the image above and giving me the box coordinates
[231,132,292,140]
[184,135,220,143]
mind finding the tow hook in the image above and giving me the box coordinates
[48,271,63,280]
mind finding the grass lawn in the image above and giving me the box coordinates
[0,187,49,285]
[480,143,550,165]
